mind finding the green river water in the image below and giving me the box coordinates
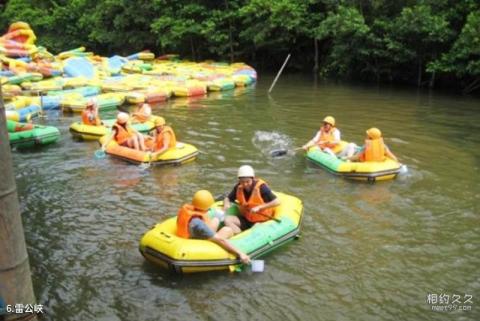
[10,74,480,321]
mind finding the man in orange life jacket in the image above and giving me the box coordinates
[101,112,147,151]
[302,116,341,157]
[150,117,177,158]
[81,100,102,126]
[347,128,398,162]
[177,190,250,264]
[223,165,281,235]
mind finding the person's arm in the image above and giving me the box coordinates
[101,129,116,151]
[152,132,170,157]
[331,129,341,144]
[302,131,320,150]
[251,198,280,214]
[385,145,398,162]
[251,185,280,213]
[223,186,237,212]
[209,236,250,264]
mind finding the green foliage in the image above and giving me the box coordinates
[429,10,480,76]
[0,0,479,91]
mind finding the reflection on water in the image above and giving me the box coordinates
[12,76,480,321]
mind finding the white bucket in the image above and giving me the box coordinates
[251,260,264,272]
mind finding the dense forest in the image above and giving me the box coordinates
[1,0,479,93]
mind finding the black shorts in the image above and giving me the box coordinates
[238,215,255,231]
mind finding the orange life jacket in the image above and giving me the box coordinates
[113,123,135,145]
[155,126,177,151]
[317,127,338,149]
[361,138,386,162]
[176,204,210,238]
[81,109,101,126]
[14,122,34,132]
[236,178,274,223]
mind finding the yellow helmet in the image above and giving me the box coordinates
[366,127,382,139]
[192,190,215,211]
[323,116,335,126]
[154,117,165,127]
[117,112,129,124]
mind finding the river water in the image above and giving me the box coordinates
[11,74,480,321]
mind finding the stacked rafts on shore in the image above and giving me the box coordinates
[7,120,60,148]
[1,22,257,115]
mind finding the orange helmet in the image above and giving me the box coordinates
[366,127,382,139]
[192,190,215,211]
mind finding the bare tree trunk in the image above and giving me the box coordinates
[190,36,196,61]
[0,86,38,321]
[429,70,436,88]
[313,38,319,74]
[417,58,423,87]
[225,0,234,63]
[462,78,480,95]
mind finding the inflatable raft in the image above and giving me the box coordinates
[69,117,157,141]
[139,192,303,273]
[7,120,60,148]
[306,146,401,181]
[99,135,198,166]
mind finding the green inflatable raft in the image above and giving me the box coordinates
[7,120,60,148]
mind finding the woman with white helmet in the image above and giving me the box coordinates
[101,112,147,151]
[302,116,341,157]
[223,165,281,235]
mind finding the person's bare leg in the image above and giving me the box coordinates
[224,215,242,234]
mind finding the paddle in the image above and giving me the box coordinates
[94,149,106,159]
[138,152,153,170]
[270,147,303,157]
[214,193,282,223]
[399,164,408,174]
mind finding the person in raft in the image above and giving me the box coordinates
[177,190,251,264]
[132,103,152,123]
[344,127,399,162]
[101,112,147,151]
[223,165,281,235]
[81,99,102,126]
[301,116,341,157]
[150,117,176,158]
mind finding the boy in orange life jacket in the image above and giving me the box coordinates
[101,112,147,151]
[150,117,176,158]
[177,190,251,264]
[223,165,281,235]
[302,116,341,157]
[81,100,102,126]
[347,128,398,162]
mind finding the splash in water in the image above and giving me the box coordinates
[252,131,293,155]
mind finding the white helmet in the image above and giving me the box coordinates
[237,165,255,178]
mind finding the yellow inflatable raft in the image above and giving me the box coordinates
[99,135,198,166]
[69,117,158,141]
[306,145,401,181]
[139,192,303,273]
